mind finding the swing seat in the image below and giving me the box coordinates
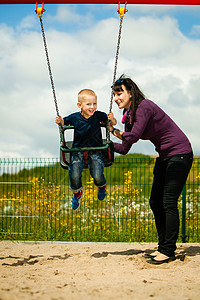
[60,125,114,169]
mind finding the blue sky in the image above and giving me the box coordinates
[0,3,200,158]
[1,4,200,35]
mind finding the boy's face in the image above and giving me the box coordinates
[77,95,97,119]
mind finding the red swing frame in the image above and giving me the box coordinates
[0,0,199,5]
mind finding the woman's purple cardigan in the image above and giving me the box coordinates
[113,99,192,157]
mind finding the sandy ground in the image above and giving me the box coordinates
[0,241,200,300]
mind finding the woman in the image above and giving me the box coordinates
[110,74,193,265]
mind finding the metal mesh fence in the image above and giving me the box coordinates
[0,156,199,242]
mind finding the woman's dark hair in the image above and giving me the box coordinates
[112,74,145,126]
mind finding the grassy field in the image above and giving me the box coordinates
[0,154,199,242]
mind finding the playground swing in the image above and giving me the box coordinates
[35,2,127,169]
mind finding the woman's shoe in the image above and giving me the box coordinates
[143,253,157,259]
[147,256,176,265]
[143,250,160,259]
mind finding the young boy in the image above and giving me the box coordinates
[55,89,116,210]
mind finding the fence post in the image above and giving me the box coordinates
[181,184,187,243]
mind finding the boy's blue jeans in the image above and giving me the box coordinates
[68,151,106,192]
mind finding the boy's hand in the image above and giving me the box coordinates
[55,115,64,126]
[107,112,117,126]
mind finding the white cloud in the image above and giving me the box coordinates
[0,6,200,159]
[190,24,200,37]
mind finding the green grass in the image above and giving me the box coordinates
[0,154,200,242]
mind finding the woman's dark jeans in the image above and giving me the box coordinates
[149,152,193,257]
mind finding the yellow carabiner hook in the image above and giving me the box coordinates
[118,2,128,18]
[35,2,45,18]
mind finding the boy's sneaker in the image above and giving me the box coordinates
[97,185,106,201]
[71,190,83,210]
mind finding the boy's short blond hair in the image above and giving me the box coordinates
[78,89,97,103]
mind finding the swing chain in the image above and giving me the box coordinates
[39,17,59,116]
[109,15,124,114]
[109,2,127,114]
[107,4,126,142]
[38,12,64,146]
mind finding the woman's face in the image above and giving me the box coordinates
[114,85,131,110]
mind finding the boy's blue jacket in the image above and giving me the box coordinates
[63,111,107,148]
